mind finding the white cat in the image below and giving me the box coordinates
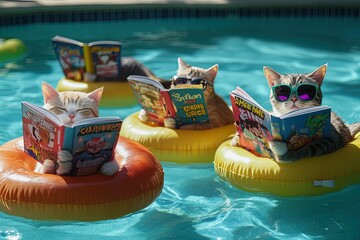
[34,82,119,176]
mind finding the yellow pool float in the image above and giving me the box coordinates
[0,38,26,63]
[214,134,360,196]
[57,78,137,107]
[120,112,235,163]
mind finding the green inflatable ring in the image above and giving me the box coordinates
[0,38,26,63]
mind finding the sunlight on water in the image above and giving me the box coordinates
[0,16,359,239]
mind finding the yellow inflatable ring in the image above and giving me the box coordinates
[120,112,235,163]
[0,136,164,221]
[214,134,360,196]
[57,78,137,107]
[0,38,26,63]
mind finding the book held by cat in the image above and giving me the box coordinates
[128,75,210,128]
[230,87,331,158]
[51,35,122,82]
[21,101,122,176]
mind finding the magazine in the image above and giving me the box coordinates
[21,101,122,176]
[127,75,209,128]
[51,35,122,82]
[230,87,331,158]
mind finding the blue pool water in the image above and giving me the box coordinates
[0,17,360,239]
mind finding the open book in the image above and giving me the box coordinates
[127,75,209,128]
[22,101,122,176]
[51,35,121,82]
[230,87,331,158]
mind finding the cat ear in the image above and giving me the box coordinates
[206,64,219,81]
[263,66,282,86]
[177,57,188,70]
[306,64,327,86]
[87,87,103,105]
[42,82,60,104]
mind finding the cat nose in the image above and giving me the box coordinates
[291,97,298,103]
[69,113,75,120]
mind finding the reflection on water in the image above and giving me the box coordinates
[0,17,359,239]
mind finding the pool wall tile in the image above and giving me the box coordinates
[1,6,360,27]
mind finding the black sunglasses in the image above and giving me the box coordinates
[171,76,213,90]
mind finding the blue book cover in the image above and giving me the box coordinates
[63,119,122,176]
[164,86,209,128]
[270,106,331,151]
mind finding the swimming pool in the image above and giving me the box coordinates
[0,16,360,239]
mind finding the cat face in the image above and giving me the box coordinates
[263,64,327,115]
[41,82,103,125]
[171,57,218,99]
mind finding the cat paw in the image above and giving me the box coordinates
[56,150,73,175]
[230,135,239,147]
[138,109,149,122]
[269,141,288,156]
[100,161,119,176]
[164,117,176,129]
[43,159,56,174]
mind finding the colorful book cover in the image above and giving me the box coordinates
[63,121,121,176]
[89,41,122,81]
[51,36,86,81]
[128,76,168,126]
[22,101,122,176]
[163,86,209,128]
[22,103,63,164]
[230,94,273,158]
[51,36,121,82]
[128,75,209,128]
[270,107,331,151]
[230,87,331,158]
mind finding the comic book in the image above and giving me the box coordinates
[21,101,122,176]
[230,87,331,158]
[51,35,121,82]
[127,75,209,128]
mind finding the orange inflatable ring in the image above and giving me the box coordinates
[0,136,164,221]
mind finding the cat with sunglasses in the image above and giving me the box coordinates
[138,58,234,130]
[231,64,360,162]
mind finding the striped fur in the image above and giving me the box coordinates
[165,58,233,130]
[120,57,170,88]
[263,64,359,162]
[42,82,102,126]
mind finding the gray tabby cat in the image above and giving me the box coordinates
[120,57,171,88]
[138,57,234,129]
[34,82,119,175]
[231,64,360,162]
